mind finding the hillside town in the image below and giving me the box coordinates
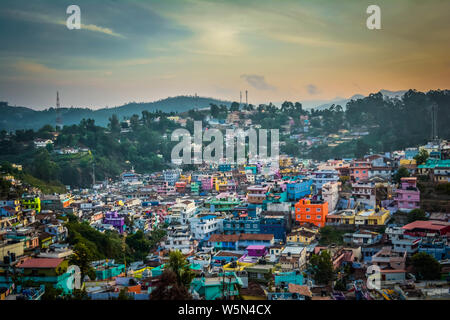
[1,127,449,301]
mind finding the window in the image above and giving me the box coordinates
[306,208,310,212]
[363,170,366,174]
[355,170,359,174]
[306,215,311,219]
[317,215,321,220]
[316,208,321,212]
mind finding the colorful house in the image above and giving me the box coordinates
[294,199,328,228]
[394,177,420,212]
[15,258,75,294]
[103,211,125,234]
[92,260,126,280]
[350,160,371,182]
[286,179,312,201]
[190,182,200,195]
[190,272,243,300]
[21,195,41,213]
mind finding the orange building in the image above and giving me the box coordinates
[294,199,328,228]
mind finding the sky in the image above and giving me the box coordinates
[0,0,449,110]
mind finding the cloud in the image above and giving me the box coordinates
[306,84,320,95]
[3,9,124,38]
[240,74,276,91]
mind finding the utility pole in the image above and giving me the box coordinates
[92,161,96,187]
[430,103,438,142]
[56,91,63,130]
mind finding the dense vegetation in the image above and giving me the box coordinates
[0,96,231,131]
[66,215,166,264]
[0,111,182,187]
[1,89,449,189]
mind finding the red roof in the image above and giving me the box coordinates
[402,220,450,232]
[208,233,274,242]
[17,258,64,269]
[288,283,312,297]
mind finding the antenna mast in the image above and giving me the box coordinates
[56,91,62,130]
[431,103,438,142]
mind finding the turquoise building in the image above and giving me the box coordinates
[190,272,243,300]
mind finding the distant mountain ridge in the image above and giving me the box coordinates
[0,96,232,131]
[303,89,407,111]
[0,90,410,131]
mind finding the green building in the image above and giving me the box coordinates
[92,260,126,280]
[15,258,75,294]
[21,195,41,213]
[191,182,200,195]
[204,198,241,212]
[190,272,243,300]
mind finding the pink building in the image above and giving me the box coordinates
[394,177,420,212]
[201,177,213,191]
[350,160,371,182]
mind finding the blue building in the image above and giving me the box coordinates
[247,204,262,218]
[286,180,312,202]
[218,164,232,172]
[405,148,419,160]
[223,217,260,235]
[419,240,450,261]
[260,215,286,242]
[274,271,304,286]
[245,166,258,174]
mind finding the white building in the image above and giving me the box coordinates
[322,181,340,212]
[189,215,223,241]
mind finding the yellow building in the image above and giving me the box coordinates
[179,174,191,184]
[286,230,316,244]
[222,261,255,272]
[279,156,293,168]
[21,196,41,213]
[400,159,416,166]
[215,180,228,192]
[354,207,390,226]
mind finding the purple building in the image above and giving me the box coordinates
[201,177,213,191]
[239,245,268,263]
[103,211,125,234]
[394,177,420,212]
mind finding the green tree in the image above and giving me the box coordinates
[41,284,63,300]
[414,149,429,165]
[407,209,428,223]
[126,230,151,261]
[210,104,220,118]
[108,114,121,135]
[308,250,335,285]
[167,250,195,289]
[150,269,192,300]
[411,252,441,280]
[393,166,411,184]
[355,139,370,158]
[318,226,345,245]
[230,101,240,112]
[70,242,96,281]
